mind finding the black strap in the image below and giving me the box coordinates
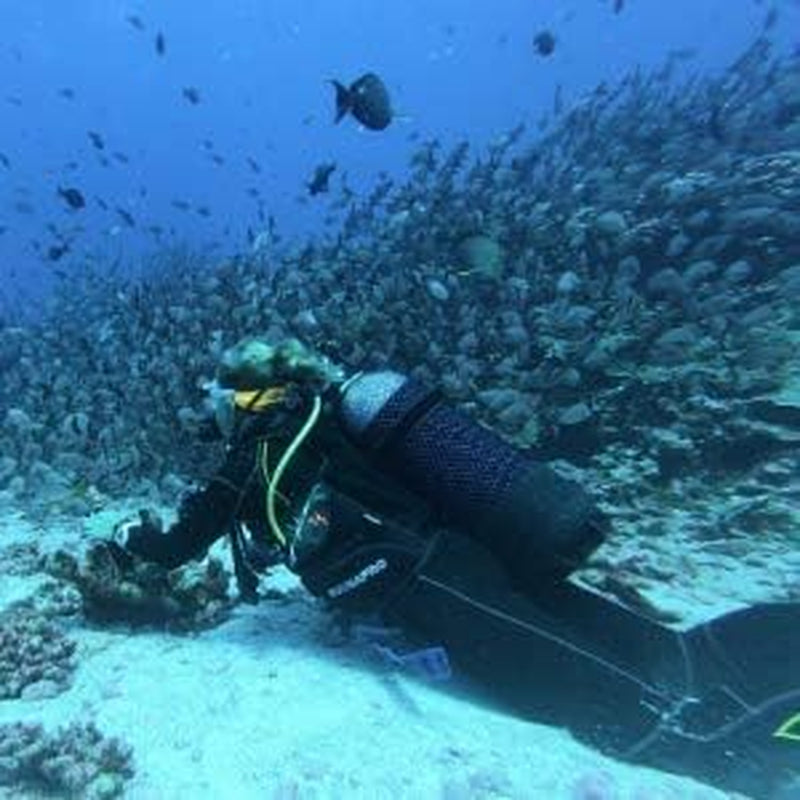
[229,521,260,604]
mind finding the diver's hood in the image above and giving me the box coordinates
[217,337,345,393]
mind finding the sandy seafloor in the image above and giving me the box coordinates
[1,501,798,800]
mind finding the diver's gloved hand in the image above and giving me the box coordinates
[106,509,163,571]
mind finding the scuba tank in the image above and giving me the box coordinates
[335,371,607,585]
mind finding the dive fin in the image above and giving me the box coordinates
[645,602,800,797]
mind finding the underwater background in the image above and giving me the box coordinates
[1,1,799,798]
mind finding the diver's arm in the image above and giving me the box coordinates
[122,444,259,569]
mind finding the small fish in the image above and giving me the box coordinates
[331,72,392,131]
[0,153,10,169]
[613,0,625,13]
[533,30,556,57]
[210,153,225,166]
[182,87,201,104]
[155,32,166,55]
[47,242,70,261]
[112,151,130,164]
[246,157,262,173]
[58,186,86,210]
[708,104,726,143]
[553,83,564,116]
[59,87,76,100]
[171,199,191,211]
[762,6,778,30]
[307,162,337,196]
[116,207,136,226]
[126,14,145,31]
[666,47,698,62]
[88,130,105,150]
[196,205,211,217]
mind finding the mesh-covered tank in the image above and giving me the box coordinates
[337,371,608,585]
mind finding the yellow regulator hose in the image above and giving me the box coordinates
[265,394,322,548]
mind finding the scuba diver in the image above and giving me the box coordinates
[108,335,606,611]
[105,336,800,798]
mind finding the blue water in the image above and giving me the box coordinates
[1,5,799,796]
[1,0,797,310]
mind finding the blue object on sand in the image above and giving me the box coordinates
[346,617,453,681]
[372,643,453,682]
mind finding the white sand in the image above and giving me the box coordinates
[2,505,790,799]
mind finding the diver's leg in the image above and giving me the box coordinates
[384,529,800,797]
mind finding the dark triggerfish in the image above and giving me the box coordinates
[331,72,392,131]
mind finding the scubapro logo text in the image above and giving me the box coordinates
[327,558,388,598]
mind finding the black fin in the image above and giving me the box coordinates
[331,80,351,124]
